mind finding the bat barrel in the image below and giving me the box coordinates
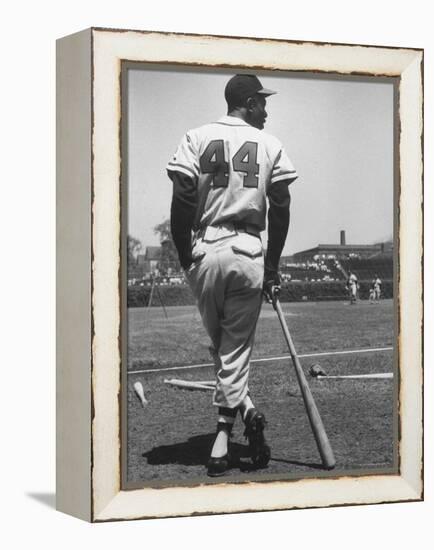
[274,300,336,469]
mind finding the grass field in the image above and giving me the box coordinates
[126,299,396,486]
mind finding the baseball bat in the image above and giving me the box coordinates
[273,297,336,469]
[164,378,215,392]
[133,381,148,408]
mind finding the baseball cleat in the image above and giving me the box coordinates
[207,453,232,477]
[243,408,271,468]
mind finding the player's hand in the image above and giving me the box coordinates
[263,282,280,305]
[263,270,281,305]
[180,255,194,270]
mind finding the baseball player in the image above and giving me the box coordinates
[347,272,358,304]
[167,74,297,476]
[372,275,382,301]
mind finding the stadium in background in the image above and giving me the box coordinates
[127,229,393,306]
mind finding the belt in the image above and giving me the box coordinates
[195,222,261,241]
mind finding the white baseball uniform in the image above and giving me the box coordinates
[348,273,358,302]
[167,115,297,409]
[373,277,382,300]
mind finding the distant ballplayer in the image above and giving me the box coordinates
[347,271,358,304]
[372,275,382,301]
[167,74,298,476]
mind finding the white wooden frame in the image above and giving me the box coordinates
[56,27,423,522]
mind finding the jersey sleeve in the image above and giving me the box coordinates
[166,132,199,181]
[270,148,298,185]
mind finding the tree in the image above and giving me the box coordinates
[154,219,180,273]
[127,235,142,264]
[153,219,172,243]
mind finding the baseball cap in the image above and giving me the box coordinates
[224,74,277,106]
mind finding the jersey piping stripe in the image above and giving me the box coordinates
[272,167,297,174]
[273,150,282,167]
[215,122,251,127]
[167,165,196,180]
[167,162,197,179]
[271,172,298,183]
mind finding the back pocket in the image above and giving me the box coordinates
[231,243,263,259]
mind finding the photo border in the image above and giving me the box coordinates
[120,62,401,490]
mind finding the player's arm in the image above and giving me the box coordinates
[263,143,297,301]
[166,132,199,270]
[263,180,291,301]
[168,171,197,270]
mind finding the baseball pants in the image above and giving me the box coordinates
[185,228,264,409]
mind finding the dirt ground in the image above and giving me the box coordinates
[126,300,396,486]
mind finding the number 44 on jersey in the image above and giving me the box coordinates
[200,140,260,189]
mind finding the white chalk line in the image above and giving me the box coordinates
[128,346,393,375]
[317,373,393,380]
[163,373,393,390]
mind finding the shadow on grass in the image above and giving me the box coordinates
[269,457,325,470]
[143,434,323,473]
[143,433,252,467]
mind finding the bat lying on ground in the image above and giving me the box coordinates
[164,378,215,391]
[133,381,149,407]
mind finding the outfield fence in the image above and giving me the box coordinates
[127,280,393,308]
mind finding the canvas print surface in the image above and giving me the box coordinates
[123,65,397,487]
